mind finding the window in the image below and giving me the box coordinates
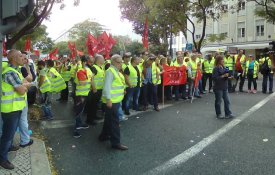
[221,32,228,37]
[196,34,201,39]
[237,22,245,38]
[256,25,264,36]
[238,1,245,10]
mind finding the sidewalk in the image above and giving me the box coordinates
[0,134,51,175]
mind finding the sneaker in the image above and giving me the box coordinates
[0,160,15,170]
[124,111,130,115]
[216,114,224,119]
[20,139,34,148]
[225,114,235,119]
[194,95,202,98]
[76,124,89,130]
[269,91,273,94]
[73,132,81,138]
[252,90,257,94]
[8,145,20,152]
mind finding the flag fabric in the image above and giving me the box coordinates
[142,16,149,51]
[162,65,187,86]
[68,42,77,59]
[97,31,109,54]
[105,34,116,59]
[194,69,202,88]
[86,34,98,56]
[49,48,58,60]
[25,37,31,52]
[2,41,7,56]
[33,50,40,57]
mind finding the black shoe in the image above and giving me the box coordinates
[262,91,267,94]
[188,96,192,100]
[225,114,235,119]
[8,145,20,152]
[73,132,81,138]
[0,160,14,170]
[98,135,110,142]
[76,124,89,130]
[154,107,160,112]
[181,97,188,100]
[124,111,130,115]
[20,139,34,148]
[86,121,97,126]
[216,114,224,119]
[112,144,128,151]
[194,95,202,98]
[269,91,273,94]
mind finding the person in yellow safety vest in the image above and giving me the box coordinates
[73,56,92,138]
[46,60,66,94]
[173,55,188,100]
[233,50,247,92]
[37,60,53,120]
[0,49,31,170]
[98,54,128,150]
[259,52,274,94]
[224,52,235,93]
[246,55,259,94]
[188,54,202,98]
[122,52,131,72]
[202,54,215,93]
[123,56,142,115]
[141,55,160,111]
[58,58,71,101]
[85,54,105,125]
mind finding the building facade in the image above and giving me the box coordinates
[186,0,274,58]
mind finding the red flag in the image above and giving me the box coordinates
[194,69,202,88]
[2,41,7,56]
[68,42,77,59]
[97,31,109,54]
[105,34,116,59]
[142,16,149,51]
[86,34,98,56]
[24,37,31,52]
[33,50,40,57]
[49,48,58,60]
[163,65,187,86]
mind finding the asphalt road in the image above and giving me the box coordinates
[39,79,275,175]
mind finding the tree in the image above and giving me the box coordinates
[54,41,70,56]
[68,19,106,53]
[251,0,275,23]
[6,0,80,49]
[14,25,54,53]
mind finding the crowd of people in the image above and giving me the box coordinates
[0,48,274,170]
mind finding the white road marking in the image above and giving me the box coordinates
[144,92,275,175]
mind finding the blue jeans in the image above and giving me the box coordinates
[188,80,199,97]
[118,103,124,121]
[41,92,53,119]
[125,87,135,113]
[74,96,86,131]
[175,85,187,99]
[262,73,274,92]
[133,87,140,110]
[214,89,232,116]
[18,102,30,145]
[142,83,158,108]
[0,111,21,162]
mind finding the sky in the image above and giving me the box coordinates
[43,0,141,42]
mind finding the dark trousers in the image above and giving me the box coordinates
[202,73,212,91]
[247,72,257,90]
[74,96,86,131]
[100,103,121,146]
[125,87,135,113]
[86,90,102,123]
[234,72,245,91]
[174,84,187,100]
[262,73,274,93]
[214,89,232,116]
[0,111,21,162]
[165,86,172,100]
[228,70,233,92]
[60,81,69,100]
[142,83,158,109]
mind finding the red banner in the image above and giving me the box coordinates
[49,48,58,60]
[97,31,109,54]
[25,37,31,52]
[142,16,149,51]
[68,42,77,59]
[194,70,202,88]
[163,65,187,86]
[86,33,98,56]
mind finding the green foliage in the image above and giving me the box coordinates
[14,25,54,54]
[253,0,275,23]
[111,35,144,56]
[54,41,70,56]
[207,33,227,43]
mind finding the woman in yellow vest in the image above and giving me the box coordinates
[37,60,53,120]
[99,54,128,150]
[46,60,66,94]
[246,55,259,94]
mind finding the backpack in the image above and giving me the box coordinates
[260,59,270,75]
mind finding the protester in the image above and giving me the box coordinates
[202,54,214,93]
[224,52,235,93]
[173,55,188,100]
[58,58,71,101]
[233,50,247,92]
[188,54,202,98]
[99,54,128,150]
[246,55,259,94]
[0,49,31,170]
[259,52,273,94]
[212,55,235,119]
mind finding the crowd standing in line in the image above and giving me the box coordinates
[0,48,274,169]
